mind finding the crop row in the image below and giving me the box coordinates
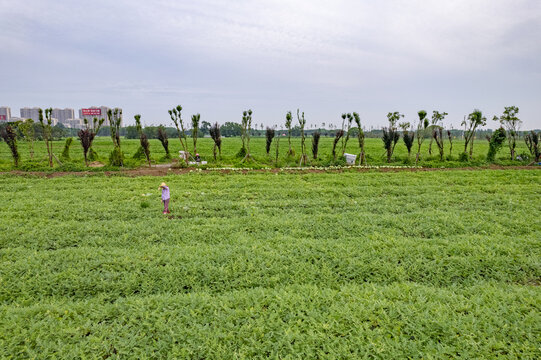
[1,283,539,358]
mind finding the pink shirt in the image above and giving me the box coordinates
[161,186,170,200]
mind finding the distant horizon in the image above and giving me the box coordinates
[1,1,540,129]
[1,103,539,131]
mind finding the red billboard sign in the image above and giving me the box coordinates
[81,108,101,116]
[0,115,6,121]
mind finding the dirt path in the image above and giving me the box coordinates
[1,165,539,178]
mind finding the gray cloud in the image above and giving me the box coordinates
[1,0,540,128]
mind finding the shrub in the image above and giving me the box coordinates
[494,106,521,160]
[459,152,469,162]
[332,130,344,161]
[462,109,486,159]
[415,110,429,163]
[353,112,365,164]
[0,124,19,166]
[134,114,151,167]
[108,108,124,166]
[524,131,540,162]
[157,126,170,158]
[168,105,188,162]
[297,109,308,166]
[132,146,146,160]
[265,127,275,155]
[240,110,253,162]
[209,122,222,160]
[191,113,200,154]
[285,111,294,156]
[109,147,124,166]
[400,122,415,157]
[487,127,507,162]
[61,137,73,161]
[312,131,320,159]
[78,117,104,166]
[38,108,54,167]
[382,112,402,163]
[340,113,353,155]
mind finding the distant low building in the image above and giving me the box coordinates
[65,118,84,129]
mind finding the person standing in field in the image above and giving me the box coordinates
[159,182,170,214]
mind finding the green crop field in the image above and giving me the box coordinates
[0,169,539,358]
[0,136,535,171]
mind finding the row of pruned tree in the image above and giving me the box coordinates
[379,106,530,163]
[1,105,540,167]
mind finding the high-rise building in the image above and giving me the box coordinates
[79,106,120,126]
[0,106,11,122]
[20,107,41,122]
[52,108,75,125]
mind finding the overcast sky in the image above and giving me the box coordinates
[1,0,540,129]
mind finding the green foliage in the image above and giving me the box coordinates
[108,108,123,148]
[125,125,139,139]
[353,112,365,164]
[297,109,308,165]
[191,113,200,154]
[311,131,320,159]
[494,106,521,160]
[168,105,188,156]
[462,109,487,159]
[400,122,415,156]
[60,137,73,161]
[524,130,540,162]
[0,125,19,166]
[38,107,54,167]
[157,126,170,158]
[240,109,253,161]
[209,122,222,160]
[332,129,344,161]
[88,148,99,161]
[109,146,124,166]
[340,113,353,155]
[487,127,507,162]
[132,146,146,160]
[140,200,150,209]
[432,127,445,160]
[285,111,294,156]
[235,145,247,158]
[18,119,35,159]
[0,170,539,357]
[265,127,275,154]
[382,112,403,162]
[134,114,151,166]
[219,122,242,137]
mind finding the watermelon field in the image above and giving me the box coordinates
[0,169,539,358]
